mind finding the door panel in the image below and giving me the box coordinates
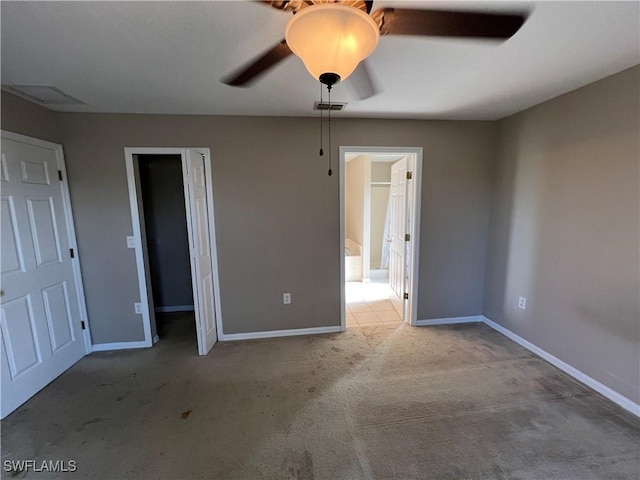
[1,295,40,378]
[1,136,86,418]
[202,274,215,333]
[20,160,51,185]
[27,197,62,266]
[389,158,408,318]
[184,149,217,355]
[1,155,9,182]
[1,198,23,274]
[42,282,75,351]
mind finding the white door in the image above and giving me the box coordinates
[389,157,408,318]
[183,149,217,355]
[1,135,86,418]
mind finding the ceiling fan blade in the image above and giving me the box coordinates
[222,40,292,87]
[348,60,379,100]
[372,8,527,39]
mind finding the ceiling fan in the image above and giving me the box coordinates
[222,0,528,99]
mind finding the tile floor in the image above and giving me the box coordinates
[345,275,403,328]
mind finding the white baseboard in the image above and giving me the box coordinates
[415,315,483,327]
[155,305,194,313]
[221,326,342,342]
[481,316,640,418]
[91,340,150,352]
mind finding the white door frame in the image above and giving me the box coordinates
[339,146,423,330]
[124,147,224,350]
[1,130,93,353]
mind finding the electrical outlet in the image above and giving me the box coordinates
[127,236,135,248]
[518,296,527,310]
[134,302,143,314]
[283,293,291,305]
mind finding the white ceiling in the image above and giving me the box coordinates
[2,1,638,120]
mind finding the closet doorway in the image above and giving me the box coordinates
[125,148,222,355]
[339,147,422,330]
[138,155,195,349]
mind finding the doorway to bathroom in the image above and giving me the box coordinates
[340,147,422,330]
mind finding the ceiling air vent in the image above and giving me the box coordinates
[3,85,85,106]
[313,101,347,111]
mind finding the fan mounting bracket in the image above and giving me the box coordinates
[266,0,369,14]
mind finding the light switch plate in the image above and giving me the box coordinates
[127,236,135,248]
[518,297,527,310]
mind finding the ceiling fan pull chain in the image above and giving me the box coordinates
[327,84,332,176]
[319,82,324,157]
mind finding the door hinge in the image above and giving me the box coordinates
[404,292,409,300]
[404,233,410,241]
[81,321,86,330]
[58,170,63,181]
[70,248,75,258]
[406,171,413,180]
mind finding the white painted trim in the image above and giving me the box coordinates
[155,305,195,313]
[124,147,185,156]
[1,130,93,353]
[181,151,203,353]
[1,130,59,148]
[182,148,223,355]
[407,152,422,327]
[201,149,225,343]
[339,147,423,327]
[124,148,158,349]
[415,315,483,326]
[91,341,150,352]
[339,156,346,332]
[481,316,640,418]
[221,326,341,342]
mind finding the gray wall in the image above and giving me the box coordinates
[0,92,62,143]
[484,66,640,402]
[1,96,496,342]
[138,155,193,309]
[2,68,637,404]
[371,162,392,183]
[345,155,368,247]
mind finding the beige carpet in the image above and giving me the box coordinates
[2,318,639,479]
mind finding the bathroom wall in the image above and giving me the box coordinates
[345,155,369,248]
[370,162,392,269]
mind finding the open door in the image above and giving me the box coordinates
[183,149,217,355]
[389,157,408,318]
[1,132,88,418]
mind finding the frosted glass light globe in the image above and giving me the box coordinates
[285,4,379,83]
